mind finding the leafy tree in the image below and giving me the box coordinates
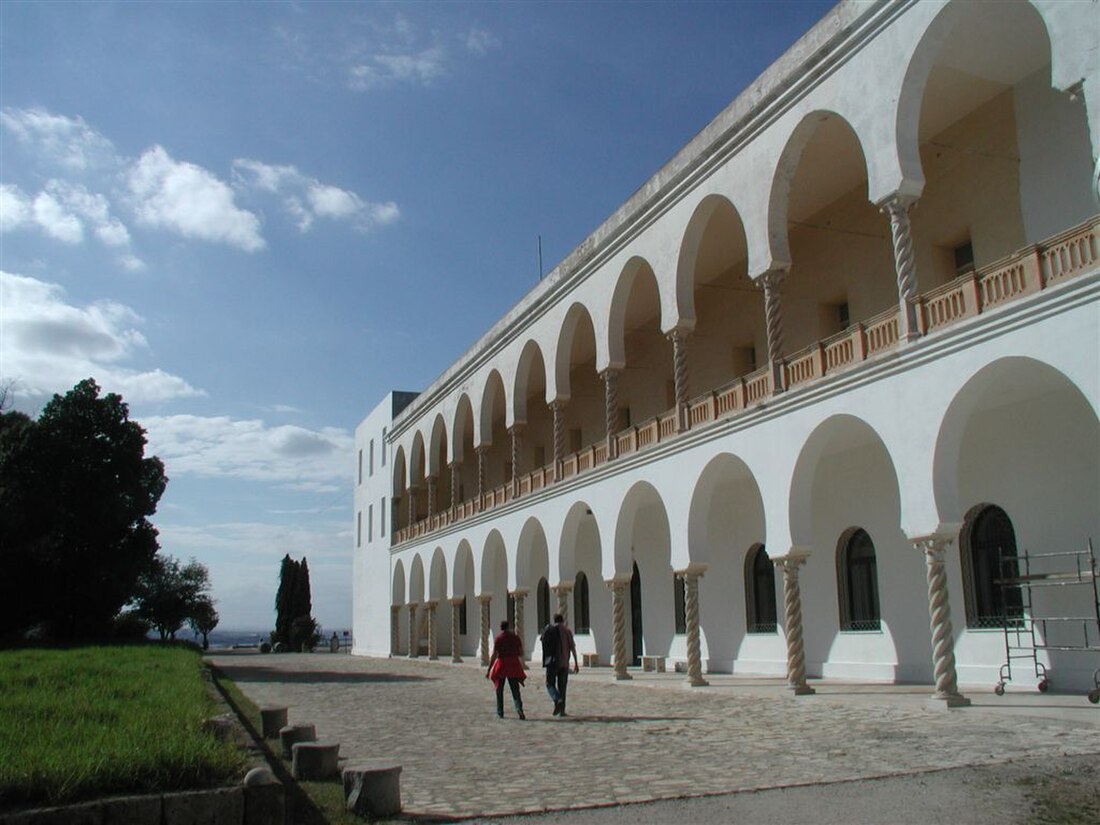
[134,555,212,641]
[0,379,167,640]
[188,596,219,650]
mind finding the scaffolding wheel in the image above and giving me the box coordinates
[994,683,1005,696]
[1088,689,1099,705]
[1037,679,1050,693]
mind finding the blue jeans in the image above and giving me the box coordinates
[546,667,569,710]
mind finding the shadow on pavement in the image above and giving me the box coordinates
[214,666,436,685]
[538,714,694,724]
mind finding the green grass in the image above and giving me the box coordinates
[0,645,243,810]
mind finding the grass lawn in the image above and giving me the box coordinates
[0,645,243,810]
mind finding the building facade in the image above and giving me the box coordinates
[353,0,1100,700]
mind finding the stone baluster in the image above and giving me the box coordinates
[406,603,419,659]
[478,594,492,666]
[426,476,437,518]
[450,597,463,663]
[667,328,691,431]
[608,577,632,681]
[425,601,438,660]
[601,367,620,459]
[773,552,814,694]
[759,269,788,394]
[882,194,920,342]
[914,533,971,708]
[550,401,566,480]
[680,565,709,687]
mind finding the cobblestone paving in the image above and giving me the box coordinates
[207,653,1100,820]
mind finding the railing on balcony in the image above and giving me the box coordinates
[391,216,1098,546]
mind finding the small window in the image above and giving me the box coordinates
[837,528,881,631]
[837,302,850,330]
[954,241,975,276]
[369,440,375,476]
[368,505,373,543]
[745,544,777,633]
[459,596,467,635]
[357,449,363,485]
[673,573,687,635]
[574,572,591,634]
[961,504,1023,628]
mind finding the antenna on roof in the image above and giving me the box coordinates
[538,235,544,281]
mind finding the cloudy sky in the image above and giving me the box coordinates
[1,1,834,633]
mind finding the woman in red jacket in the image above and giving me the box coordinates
[487,620,526,719]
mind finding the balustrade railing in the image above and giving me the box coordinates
[392,216,1097,545]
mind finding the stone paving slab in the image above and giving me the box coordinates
[207,653,1100,820]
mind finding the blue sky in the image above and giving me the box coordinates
[1,0,834,632]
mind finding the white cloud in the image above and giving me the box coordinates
[128,146,265,252]
[233,158,399,232]
[32,191,84,243]
[142,413,353,489]
[0,271,203,404]
[463,27,500,56]
[1,108,119,172]
[0,183,32,231]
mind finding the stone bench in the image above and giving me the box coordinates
[260,706,288,739]
[279,723,316,760]
[640,655,666,673]
[582,652,600,667]
[292,742,341,780]
[343,762,402,818]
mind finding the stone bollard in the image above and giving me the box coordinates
[279,723,316,760]
[243,767,284,825]
[343,762,402,818]
[260,706,288,739]
[292,742,341,780]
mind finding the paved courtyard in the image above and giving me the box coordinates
[207,652,1100,820]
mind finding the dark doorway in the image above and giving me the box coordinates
[630,562,643,666]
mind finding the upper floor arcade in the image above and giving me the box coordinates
[373,0,1099,545]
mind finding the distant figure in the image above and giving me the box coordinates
[330,632,340,653]
[540,613,579,716]
[487,620,526,719]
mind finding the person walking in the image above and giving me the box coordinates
[540,613,579,716]
[487,620,526,719]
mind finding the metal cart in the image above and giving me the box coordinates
[994,539,1100,703]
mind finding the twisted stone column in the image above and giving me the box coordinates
[680,566,709,687]
[550,401,566,480]
[914,534,970,708]
[425,601,438,660]
[390,605,400,657]
[478,594,492,666]
[552,582,573,624]
[407,487,418,529]
[759,269,788,394]
[426,476,437,518]
[667,328,690,430]
[882,194,920,342]
[406,603,419,659]
[450,597,463,663]
[601,367,620,458]
[476,446,489,500]
[608,577,632,681]
[450,461,462,510]
[773,553,814,695]
[511,588,528,657]
[509,424,524,495]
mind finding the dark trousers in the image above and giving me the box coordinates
[496,677,523,716]
[545,667,569,710]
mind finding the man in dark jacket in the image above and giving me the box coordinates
[540,613,579,716]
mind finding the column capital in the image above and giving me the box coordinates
[448,459,462,469]
[507,422,526,436]
[756,267,788,291]
[665,324,693,343]
[476,593,492,604]
[605,573,632,589]
[449,596,465,606]
[509,587,529,598]
[598,366,622,380]
[877,191,919,214]
[772,548,811,571]
[552,579,575,591]
[548,399,567,413]
[424,600,438,610]
[475,444,491,455]
[674,562,708,578]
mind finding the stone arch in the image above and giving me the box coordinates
[560,500,609,660]
[477,369,507,447]
[428,413,448,478]
[409,431,427,489]
[408,554,426,604]
[428,546,448,601]
[613,480,674,661]
[391,559,406,605]
[452,394,474,464]
[554,302,598,401]
[514,339,549,421]
[515,517,550,653]
[675,194,749,327]
[606,256,663,369]
[481,530,510,636]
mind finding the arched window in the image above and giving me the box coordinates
[744,544,777,633]
[537,577,550,631]
[837,528,880,631]
[458,595,467,635]
[574,572,591,634]
[673,573,687,634]
[961,504,1023,628]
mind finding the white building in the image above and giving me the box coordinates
[353,0,1100,703]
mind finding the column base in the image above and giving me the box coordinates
[926,692,971,711]
[451,655,462,664]
[687,676,710,688]
[615,672,633,681]
[790,683,816,696]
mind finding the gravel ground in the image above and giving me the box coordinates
[474,753,1100,825]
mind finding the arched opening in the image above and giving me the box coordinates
[516,517,550,654]
[836,528,881,632]
[574,571,591,634]
[615,482,673,666]
[536,577,550,632]
[560,500,608,658]
[630,562,643,666]
[453,541,475,656]
[960,503,1023,628]
[391,447,408,532]
[429,415,450,515]
[479,371,509,495]
[610,260,675,431]
[452,394,476,507]
[745,544,777,634]
[409,433,427,525]
[514,341,550,478]
[391,560,406,654]
[556,304,604,454]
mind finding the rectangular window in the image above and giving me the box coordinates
[837,301,850,330]
[369,440,375,476]
[357,449,363,486]
[368,505,374,543]
[356,511,362,548]
[381,497,386,537]
[954,240,975,276]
